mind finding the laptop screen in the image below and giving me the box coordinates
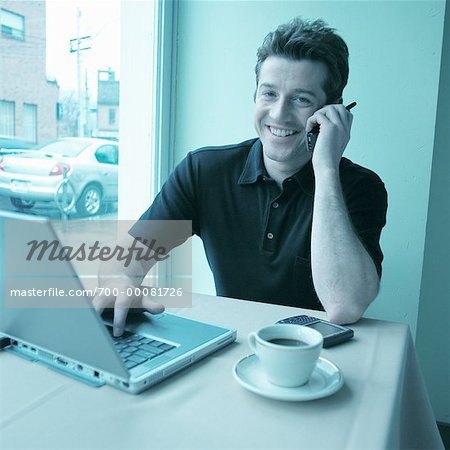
[0,211,128,378]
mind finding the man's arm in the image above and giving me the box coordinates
[307,104,380,324]
[311,169,380,324]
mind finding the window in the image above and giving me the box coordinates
[56,103,63,121]
[108,108,116,125]
[0,100,15,136]
[0,1,172,220]
[95,145,118,165]
[0,8,25,40]
[23,103,37,143]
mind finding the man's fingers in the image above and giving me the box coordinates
[93,285,164,336]
[141,296,165,314]
[113,306,129,337]
[306,114,319,132]
[323,106,342,126]
[306,104,353,132]
[112,291,140,336]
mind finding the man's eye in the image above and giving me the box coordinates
[261,91,276,98]
[294,96,312,105]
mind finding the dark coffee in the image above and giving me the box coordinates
[268,338,307,347]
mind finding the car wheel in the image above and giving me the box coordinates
[76,184,102,216]
[10,197,35,210]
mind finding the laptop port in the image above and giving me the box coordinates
[94,370,99,378]
[77,364,83,371]
[56,357,68,367]
[0,337,11,350]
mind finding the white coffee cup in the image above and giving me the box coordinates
[248,324,323,387]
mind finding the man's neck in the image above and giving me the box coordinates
[263,154,311,187]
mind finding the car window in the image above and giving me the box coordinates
[36,140,90,157]
[95,145,118,165]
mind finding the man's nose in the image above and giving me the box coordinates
[270,97,292,121]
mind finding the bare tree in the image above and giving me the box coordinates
[58,90,79,137]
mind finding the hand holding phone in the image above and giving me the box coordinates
[306,102,357,152]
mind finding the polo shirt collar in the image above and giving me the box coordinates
[238,139,267,184]
[238,138,315,196]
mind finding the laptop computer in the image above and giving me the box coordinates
[0,211,237,394]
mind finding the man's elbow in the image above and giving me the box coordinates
[327,306,365,325]
[326,283,380,325]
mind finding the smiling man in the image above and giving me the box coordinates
[94,17,388,336]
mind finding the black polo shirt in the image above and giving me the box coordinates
[130,138,387,311]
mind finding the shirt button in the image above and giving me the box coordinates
[272,202,279,209]
[267,232,274,239]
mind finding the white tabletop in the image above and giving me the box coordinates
[0,293,444,450]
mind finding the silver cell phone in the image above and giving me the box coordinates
[276,315,354,348]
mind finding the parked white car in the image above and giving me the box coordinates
[0,137,118,216]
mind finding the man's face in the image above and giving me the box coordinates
[254,56,328,168]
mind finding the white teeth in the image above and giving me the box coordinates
[269,127,297,137]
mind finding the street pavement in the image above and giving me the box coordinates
[0,195,117,220]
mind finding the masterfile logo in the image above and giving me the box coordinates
[3,219,192,309]
[25,238,169,267]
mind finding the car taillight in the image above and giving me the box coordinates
[49,162,70,176]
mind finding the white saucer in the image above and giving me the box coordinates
[233,354,344,401]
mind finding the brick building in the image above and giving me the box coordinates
[0,0,59,144]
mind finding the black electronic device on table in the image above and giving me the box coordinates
[276,315,354,348]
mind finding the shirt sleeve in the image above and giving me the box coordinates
[128,152,199,246]
[343,175,388,277]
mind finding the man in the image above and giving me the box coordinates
[94,17,387,336]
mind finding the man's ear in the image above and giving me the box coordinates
[253,84,258,102]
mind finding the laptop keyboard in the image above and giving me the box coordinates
[107,327,176,369]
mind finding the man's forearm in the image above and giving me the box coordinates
[311,169,379,324]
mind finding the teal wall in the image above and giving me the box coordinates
[173,1,448,420]
[416,0,450,423]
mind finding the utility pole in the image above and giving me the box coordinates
[76,8,82,137]
[69,8,91,137]
[84,68,90,136]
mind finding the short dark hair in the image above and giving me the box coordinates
[255,17,349,103]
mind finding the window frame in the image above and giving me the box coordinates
[152,0,178,193]
[0,100,16,136]
[0,8,25,41]
[119,0,179,285]
[119,0,178,219]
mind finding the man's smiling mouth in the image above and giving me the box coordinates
[268,126,299,137]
